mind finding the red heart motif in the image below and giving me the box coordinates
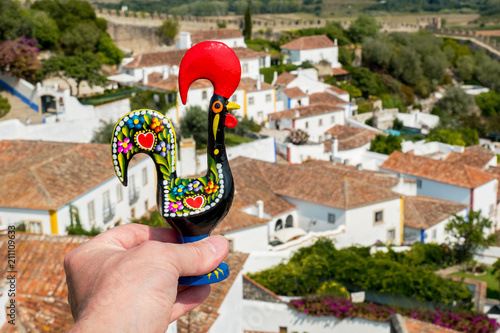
[185,196,205,210]
[137,132,155,150]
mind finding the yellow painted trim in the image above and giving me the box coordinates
[175,94,180,124]
[49,210,58,234]
[400,197,404,245]
[243,90,248,117]
[274,88,277,113]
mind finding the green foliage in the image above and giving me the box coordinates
[426,128,466,146]
[456,55,475,82]
[476,91,500,117]
[132,210,167,227]
[97,33,124,65]
[362,36,392,71]
[60,22,101,55]
[348,15,379,44]
[246,38,281,53]
[338,47,354,66]
[28,10,60,49]
[437,86,474,116]
[347,66,386,98]
[157,19,179,46]
[130,90,175,114]
[67,204,101,236]
[260,63,298,84]
[0,95,11,118]
[91,120,115,144]
[225,133,254,147]
[392,118,404,131]
[381,94,405,112]
[0,0,33,42]
[226,115,261,136]
[170,1,228,16]
[244,5,252,40]
[315,281,350,298]
[338,83,362,99]
[369,134,402,155]
[248,239,471,305]
[180,106,208,149]
[446,210,497,263]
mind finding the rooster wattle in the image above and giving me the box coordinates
[111,41,241,285]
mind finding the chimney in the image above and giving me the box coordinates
[256,76,261,90]
[179,32,192,49]
[331,135,338,158]
[162,67,169,80]
[334,38,338,45]
[256,200,264,218]
[142,69,148,85]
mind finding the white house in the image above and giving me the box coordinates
[396,110,439,135]
[380,151,498,224]
[232,77,276,124]
[277,87,309,109]
[281,35,341,68]
[403,196,468,245]
[0,141,156,234]
[232,47,271,80]
[446,145,497,169]
[309,90,357,122]
[274,68,330,94]
[177,29,246,49]
[268,104,345,142]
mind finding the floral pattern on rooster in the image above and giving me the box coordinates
[112,109,223,218]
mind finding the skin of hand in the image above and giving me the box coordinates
[64,224,229,333]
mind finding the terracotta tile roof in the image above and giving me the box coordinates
[381,151,496,189]
[232,47,268,59]
[309,91,349,105]
[177,252,249,333]
[253,160,401,209]
[275,72,296,86]
[141,72,178,91]
[327,85,349,96]
[238,77,273,92]
[191,29,243,44]
[0,141,145,210]
[268,104,343,120]
[213,209,270,235]
[0,234,89,332]
[123,49,186,69]
[331,67,350,76]
[404,196,468,230]
[486,166,500,201]
[281,87,306,98]
[324,125,380,151]
[281,35,335,50]
[446,145,496,169]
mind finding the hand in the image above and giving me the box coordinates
[64,224,229,333]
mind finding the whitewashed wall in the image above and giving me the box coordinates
[333,143,371,166]
[224,224,269,253]
[241,58,261,80]
[209,271,245,333]
[294,110,345,142]
[283,197,346,232]
[246,89,275,123]
[281,142,329,164]
[424,208,468,244]
[0,71,38,111]
[0,208,51,234]
[473,180,498,221]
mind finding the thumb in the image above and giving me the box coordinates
[166,235,229,277]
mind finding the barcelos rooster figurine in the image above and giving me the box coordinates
[111,41,241,285]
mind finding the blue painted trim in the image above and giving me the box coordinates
[421,230,425,243]
[273,137,277,163]
[0,78,39,112]
[287,98,291,110]
[177,234,209,244]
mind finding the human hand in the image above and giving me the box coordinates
[64,224,229,333]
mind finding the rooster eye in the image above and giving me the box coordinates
[212,101,223,113]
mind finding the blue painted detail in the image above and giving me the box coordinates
[177,234,209,244]
[273,137,277,163]
[287,98,291,110]
[0,78,39,112]
[178,262,230,286]
[421,230,425,243]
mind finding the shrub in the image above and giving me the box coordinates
[0,95,11,118]
[287,129,309,145]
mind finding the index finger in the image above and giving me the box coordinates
[92,223,178,250]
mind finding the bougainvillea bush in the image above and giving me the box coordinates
[286,129,309,145]
[290,296,500,333]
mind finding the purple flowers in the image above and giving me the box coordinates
[155,141,170,157]
[187,180,202,192]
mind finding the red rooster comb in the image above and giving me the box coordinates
[179,41,241,105]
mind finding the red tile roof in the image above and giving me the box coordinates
[404,196,468,230]
[232,47,268,59]
[281,35,335,50]
[0,234,88,332]
[238,77,273,92]
[327,85,349,96]
[309,91,349,106]
[0,141,145,210]
[191,29,243,44]
[281,87,307,98]
[324,125,381,151]
[332,67,350,76]
[268,104,343,120]
[445,145,496,169]
[381,151,496,189]
[123,49,186,69]
[274,72,296,86]
[177,252,249,333]
[141,72,178,91]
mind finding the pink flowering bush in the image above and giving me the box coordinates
[286,129,309,145]
[289,296,499,333]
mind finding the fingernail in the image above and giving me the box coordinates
[204,235,227,255]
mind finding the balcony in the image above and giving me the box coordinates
[129,188,140,205]
[103,204,116,223]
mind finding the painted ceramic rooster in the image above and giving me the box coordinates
[111,41,241,285]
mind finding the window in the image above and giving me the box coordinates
[305,121,308,129]
[242,63,248,74]
[319,135,323,142]
[28,221,42,234]
[275,219,283,231]
[416,179,422,189]
[145,199,149,211]
[114,219,122,227]
[232,95,237,102]
[88,200,95,223]
[103,191,111,210]
[142,167,148,185]
[331,115,335,123]
[131,207,136,219]
[328,213,336,223]
[257,111,263,119]
[266,94,272,102]
[387,229,395,241]
[285,215,293,228]
[116,184,123,202]
[319,119,323,126]
[374,210,383,224]
[202,91,207,100]
[249,97,254,105]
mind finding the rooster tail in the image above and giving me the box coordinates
[111,109,177,186]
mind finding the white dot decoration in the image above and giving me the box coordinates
[113,160,118,165]
[113,137,117,142]
[119,121,124,126]
[124,116,129,121]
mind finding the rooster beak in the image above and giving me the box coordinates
[226,102,240,111]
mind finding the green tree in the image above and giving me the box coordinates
[362,36,392,70]
[60,22,101,55]
[0,95,11,118]
[437,87,474,116]
[180,106,208,149]
[157,19,179,46]
[132,210,167,227]
[91,120,115,144]
[476,91,500,117]
[456,55,475,82]
[392,118,404,131]
[348,15,379,44]
[244,5,252,40]
[446,210,496,263]
[369,135,402,155]
[97,33,124,65]
[67,205,101,236]
[28,10,59,49]
[391,47,424,88]
[426,128,466,146]
[348,66,386,98]
[0,37,41,83]
[0,0,33,42]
